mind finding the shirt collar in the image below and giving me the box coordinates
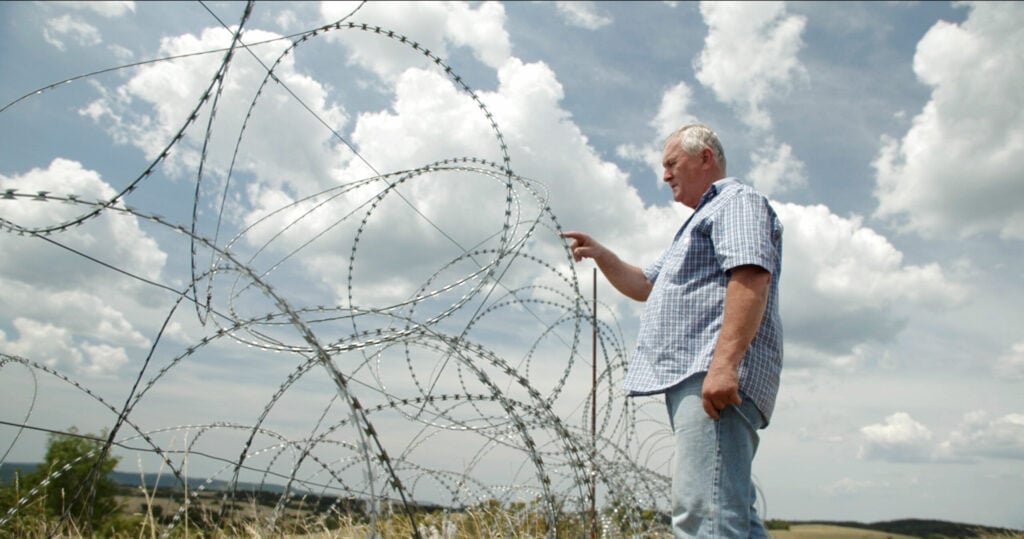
[697,177,735,208]
[673,177,736,241]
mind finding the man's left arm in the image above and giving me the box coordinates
[702,264,772,420]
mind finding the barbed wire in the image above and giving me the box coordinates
[0,2,675,537]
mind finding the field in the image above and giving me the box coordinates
[771,524,916,539]
[111,485,1024,538]
[4,478,1019,538]
[770,523,1024,539]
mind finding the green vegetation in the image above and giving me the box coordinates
[1,482,655,538]
[0,427,122,536]
[0,439,658,538]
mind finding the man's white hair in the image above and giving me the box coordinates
[668,123,727,175]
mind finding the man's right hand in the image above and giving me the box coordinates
[560,231,653,301]
[561,231,606,262]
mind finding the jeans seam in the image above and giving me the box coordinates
[712,417,721,538]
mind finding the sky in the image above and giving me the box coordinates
[1,0,1023,531]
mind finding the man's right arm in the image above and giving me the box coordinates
[561,231,653,302]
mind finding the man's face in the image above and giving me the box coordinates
[662,137,708,208]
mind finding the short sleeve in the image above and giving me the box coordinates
[643,247,668,284]
[711,191,780,274]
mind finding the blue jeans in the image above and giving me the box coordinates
[665,373,767,538]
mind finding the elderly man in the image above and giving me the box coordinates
[563,123,783,538]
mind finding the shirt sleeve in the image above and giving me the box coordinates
[643,247,669,284]
[711,190,781,274]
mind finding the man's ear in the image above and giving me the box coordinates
[702,147,715,167]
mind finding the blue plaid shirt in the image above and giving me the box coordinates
[623,178,784,424]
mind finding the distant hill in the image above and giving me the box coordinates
[0,462,35,484]
[769,524,916,539]
[782,519,1021,538]
[1,462,288,493]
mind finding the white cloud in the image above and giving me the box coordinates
[822,477,878,497]
[938,412,1024,461]
[74,26,655,344]
[82,26,346,194]
[0,318,129,377]
[0,158,166,284]
[748,138,807,196]
[320,1,511,82]
[81,343,131,376]
[693,2,810,197]
[554,1,612,30]
[650,82,697,140]
[55,0,136,18]
[238,54,660,319]
[475,57,666,265]
[107,43,134,62]
[39,288,149,348]
[995,342,1024,380]
[859,412,934,462]
[275,9,300,31]
[873,2,1024,239]
[0,159,164,376]
[0,319,79,369]
[830,342,892,372]
[694,1,807,130]
[616,81,697,192]
[345,65,504,169]
[71,16,641,338]
[43,14,102,51]
[443,1,512,68]
[775,202,966,366]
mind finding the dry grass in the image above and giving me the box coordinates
[770,524,916,539]
[769,524,1024,539]
[12,484,1024,538]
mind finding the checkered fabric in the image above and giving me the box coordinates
[623,178,784,424]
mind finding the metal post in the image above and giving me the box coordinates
[590,267,598,539]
